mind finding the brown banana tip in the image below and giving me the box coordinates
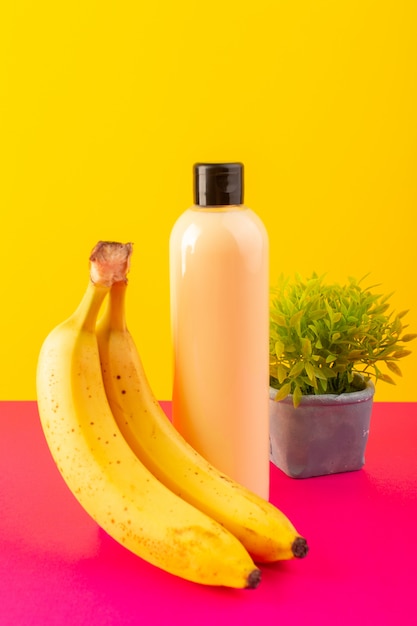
[246,568,262,589]
[89,241,133,287]
[292,536,309,559]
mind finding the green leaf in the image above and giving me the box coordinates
[271,314,287,327]
[274,382,292,401]
[285,343,298,352]
[304,361,315,382]
[332,364,348,373]
[309,309,328,320]
[377,373,396,384]
[401,333,417,342]
[293,385,303,407]
[301,337,312,358]
[347,350,364,360]
[289,361,305,378]
[397,310,409,319]
[370,303,390,315]
[317,377,328,393]
[324,300,334,321]
[386,361,402,377]
[290,311,304,326]
[393,349,412,358]
[277,364,288,384]
[312,365,328,381]
[321,365,338,378]
[347,316,358,323]
[275,340,285,357]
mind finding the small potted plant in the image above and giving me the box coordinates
[269,273,416,478]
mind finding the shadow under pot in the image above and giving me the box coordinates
[269,382,375,479]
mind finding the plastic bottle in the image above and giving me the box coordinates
[169,163,270,500]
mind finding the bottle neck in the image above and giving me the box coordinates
[192,204,246,213]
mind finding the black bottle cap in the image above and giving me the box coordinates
[193,162,244,207]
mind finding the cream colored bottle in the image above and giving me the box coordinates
[169,163,270,500]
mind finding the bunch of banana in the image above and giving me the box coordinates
[96,278,309,563]
[36,241,308,589]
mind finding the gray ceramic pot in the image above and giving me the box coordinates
[269,382,375,478]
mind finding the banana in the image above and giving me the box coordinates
[96,278,309,563]
[36,241,261,589]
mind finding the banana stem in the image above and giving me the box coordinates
[107,281,128,332]
[89,241,132,287]
[71,241,133,333]
[73,282,110,333]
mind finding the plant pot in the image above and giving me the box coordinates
[269,382,375,478]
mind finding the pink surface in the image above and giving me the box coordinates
[1,401,416,626]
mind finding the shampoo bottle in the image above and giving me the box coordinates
[169,163,270,499]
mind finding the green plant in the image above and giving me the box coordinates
[269,273,416,407]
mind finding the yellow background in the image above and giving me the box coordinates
[1,0,416,401]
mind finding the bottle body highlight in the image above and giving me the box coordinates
[170,165,270,499]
